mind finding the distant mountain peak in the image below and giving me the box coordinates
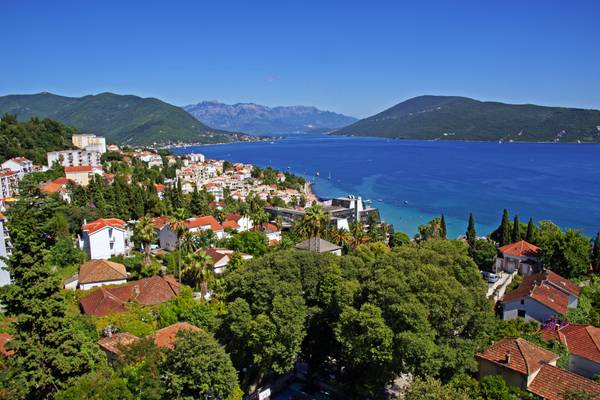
[183,100,357,135]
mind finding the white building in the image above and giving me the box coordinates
[185,216,225,239]
[204,248,252,274]
[0,213,11,286]
[1,157,33,179]
[495,240,542,276]
[47,149,102,167]
[153,216,178,251]
[72,134,107,154]
[0,169,19,199]
[79,218,131,260]
[184,153,205,165]
[75,259,128,290]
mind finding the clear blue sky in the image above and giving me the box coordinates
[2,0,600,117]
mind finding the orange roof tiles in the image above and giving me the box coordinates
[152,216,171,230]
[185,216,223,231]
[476,337,558,375]
[499,240,541,257]
[225,213,241,222]
[82,218,127,234]
[154,183,165,192]
[151,322,201,349]
[79,275,180,317]
[544,270,581,296]
[79,260,127,284]
[0,333,13,356]
[542,324,600,363]
[98,332,139,355]
[65,165,94,173]
[528,363,600,400]
[223,220,240,230]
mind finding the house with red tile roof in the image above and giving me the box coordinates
[2,157,33,179]
[150,322,201,349]
[501,270,580,323]
[40,177,73,202]
[98,332,139,362]
[253,222,281,243]
[495,240,542,276]
[152,216,177,251]
[77,259,128,290]
[79,275,180,317]
[79,218,131,260]
[203,248,252,274]
[477,337,600,400]
[0,169,19,199]
[64,165,103,187]
[542,322,600,379]
[0,333,13,357]
[184,216,225,239]
[153,183,166,200]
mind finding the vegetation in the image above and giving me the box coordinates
[0,92,244,146]
[333,95,600,142]
[0,113,76,164]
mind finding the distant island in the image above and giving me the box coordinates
[332,95,600,143]
[184,100,357,135]
[0,92,254,146]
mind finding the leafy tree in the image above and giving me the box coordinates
[511,215,521,242]
[592,232,600,274]
[133,215,157,267]
[294,204,329,239]
[499,209,511,246]
[415,217,445,242]
[472,239,498,272]
[403,377,471,400]
[389,230,410,247]
[53,370,133,400]
[466,212,476,255]
[182,250,214,298]
[526,217,536,242]
[536,221,591,278]
[161,330,240,399]
[227,231,268,256]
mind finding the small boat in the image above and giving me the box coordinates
[327,172,331,180]
[316,171,320,177]
[404,200,408,205]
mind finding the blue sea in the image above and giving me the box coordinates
[172,134,600,239]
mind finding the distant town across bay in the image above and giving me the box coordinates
[173,133,600,238]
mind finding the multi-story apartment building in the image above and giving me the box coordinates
[0,213,12,286]
[0,169,19,199]
[47,149,102,168]
[72,134,107,154]
[1,157,33,179]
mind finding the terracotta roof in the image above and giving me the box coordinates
[152,216,171,230]
[79,259,127,284]
[0,169,18,178]
[225,213,241,222]
[0,212,5,221]
[185,216,223,231]
[151,322,201,349]
[82,218,127,234]
[40,178,71,194]
[154,183,165,192]
[6,157,31,165]
[542,324,600,363]
[0,333,13,356]
[205,248,230,264]
[65,165,94,173]
[476,337,559,375]
[79,275,180,317]
[528,363,600,400]
[544,270,581,296]
[98,332,139,355]
[502,271,574,315]
[223,220,240,230]
[499,240,541,257]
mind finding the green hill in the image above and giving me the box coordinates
[0,92,246,145]
[333,95,600,142]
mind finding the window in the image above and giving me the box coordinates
[518,310,526,318]
[520,299,524,305]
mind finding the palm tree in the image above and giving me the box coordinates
[327,227,351,248]
[348,221,369,250]
[170,208,189,282]
[296,204,329,239]
[182,250,214,299]
[133,215,157,267]
[251,209,269,229]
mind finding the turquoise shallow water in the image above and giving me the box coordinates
[173,134,600,238]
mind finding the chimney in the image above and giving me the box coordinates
[505,351,511,364]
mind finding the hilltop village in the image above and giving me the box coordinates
[1,118,600,399]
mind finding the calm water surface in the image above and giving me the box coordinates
[173,134,600,238]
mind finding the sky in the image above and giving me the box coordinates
[2,0,600,118]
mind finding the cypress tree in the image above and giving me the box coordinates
[512,215,521,242]
[440,214,447,240]
[526,218,535,243]
[592,232,600,274]
[499,209,511,246]
[466,212,476,255]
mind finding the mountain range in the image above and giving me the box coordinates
[333,95,600,142]
[184,101,357,135]
[0,92,246,146]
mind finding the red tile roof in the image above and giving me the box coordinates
[154,183,165,192]
[151,322,201,349]
[79,275,180,317]
[79,259,127,284]
[222,220,240,230]
[152,216,171,230]
[65,165,94,173]
[0,169,18,178]
[82,218,127,234]
[499,240,541,257]
[204,248,230,264]
[502,270,576,315]
[542,324,600,363]
[528,363,600,400]
[40,178,72,194]
[0,333,13,356]
[98,332,139,355]
[476,337,559,375]
[185,216,223,231]
[225,213,241,222]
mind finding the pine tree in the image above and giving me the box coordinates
[440,214,447,240]
[466,212,476,255]
[499,209,511,246]
[512,215,521,242]
[592,232,600,274]
[526,218,535,243]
